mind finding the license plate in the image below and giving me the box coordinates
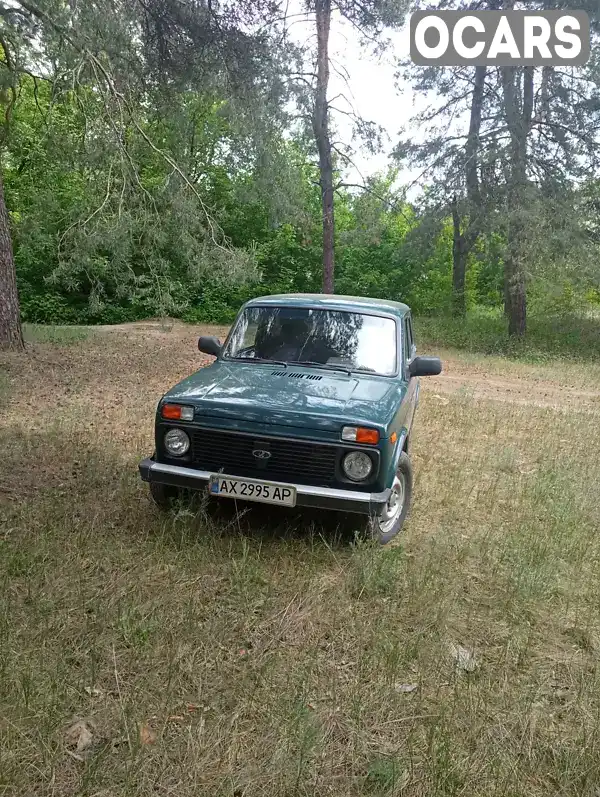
[208,475,297,507]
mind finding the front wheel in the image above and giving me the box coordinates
[149,481,183,510]
[369,452,413,544]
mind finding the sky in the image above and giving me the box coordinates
[286,5,428,192]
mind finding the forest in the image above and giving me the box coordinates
[0,0,599,349]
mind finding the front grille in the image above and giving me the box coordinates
[190,428,338,486]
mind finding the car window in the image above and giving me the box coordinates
[223,306,398,376]
[406,316,415,359]
[403,318,412,363]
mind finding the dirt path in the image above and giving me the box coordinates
[94,320,600,412]
[427,355,600,411]
[9,320,600,415]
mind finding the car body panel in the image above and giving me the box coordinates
[240,293,411,315]
[162,360,407,436]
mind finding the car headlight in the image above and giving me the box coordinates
[342,450,373,482]
[164,428,190,457]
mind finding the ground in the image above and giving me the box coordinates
[1,321,600,796]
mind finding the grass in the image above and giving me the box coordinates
[415,306,600,363]
[1,323,600,795]
[22,323,92,345]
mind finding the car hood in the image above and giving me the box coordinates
[163,360,405,435]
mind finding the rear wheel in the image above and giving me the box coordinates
[369,452,413,544]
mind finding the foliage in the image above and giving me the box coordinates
[395,0,600,334]
[1,36,599,329]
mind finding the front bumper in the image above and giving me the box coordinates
[139,457,391,516]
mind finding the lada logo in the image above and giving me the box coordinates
[252,449,272,460]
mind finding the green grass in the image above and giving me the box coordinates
[22,323,92,345]
[415,307,600,363]
[0,370,10,402]
[1,327,600,795]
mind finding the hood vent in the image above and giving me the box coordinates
[271,370,323,381]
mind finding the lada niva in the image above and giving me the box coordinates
[139,294,442,543]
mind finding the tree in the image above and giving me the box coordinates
[312,0,335,293]
[290,0,406,293]
[451,65,486,317]
[0,25,24,349]
[0,0,293,346]
[500,63,532,336]
[395,56,500,317]
[496,16,600,335]
[397,0,600,335]
[395,0,504,318]
[0,170,22,348]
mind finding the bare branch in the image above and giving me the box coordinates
[335,181,414,223]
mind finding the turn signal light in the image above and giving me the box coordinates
[357,428,380,444]
[341,426,380,444]
[161,404,194,421]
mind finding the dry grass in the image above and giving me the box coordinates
[1,323,600,796]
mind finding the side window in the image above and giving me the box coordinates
[404,316,414,363]
[407,316,415,357]
[403,319,411,364]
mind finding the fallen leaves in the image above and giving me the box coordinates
[450,643,478,673]
[66,713,161,760]
[139,723,157,745]
[84,685,103,698]
[394,682,419,694]
[64,718,98,760]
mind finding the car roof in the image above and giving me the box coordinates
[243,293,410,319]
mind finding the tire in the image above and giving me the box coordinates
[149,481,182,510]
[369,451,413,545]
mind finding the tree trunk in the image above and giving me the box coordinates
[503,275,511,319]
[451,65,486,317]
[0,169,23,350]
[505,250,526,336]
[451,195,467,317]
[539,66,552,123]
[501,64,533,338]
[312,0,334,294]
[465,65,486,207]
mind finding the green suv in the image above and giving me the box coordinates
[139,294,442,543]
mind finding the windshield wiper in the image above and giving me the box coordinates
[294,360,353,375]
[229,356,289,367]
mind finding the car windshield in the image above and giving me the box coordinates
[222,306,398,377]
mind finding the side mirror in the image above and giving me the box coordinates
[198,336,222,357]
[409,356,442,377]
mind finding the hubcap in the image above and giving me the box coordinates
[378,473,405,535]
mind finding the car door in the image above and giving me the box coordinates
[403,314,418,432]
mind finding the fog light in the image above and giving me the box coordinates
[342,451,373,481]
[164,428,190,457]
